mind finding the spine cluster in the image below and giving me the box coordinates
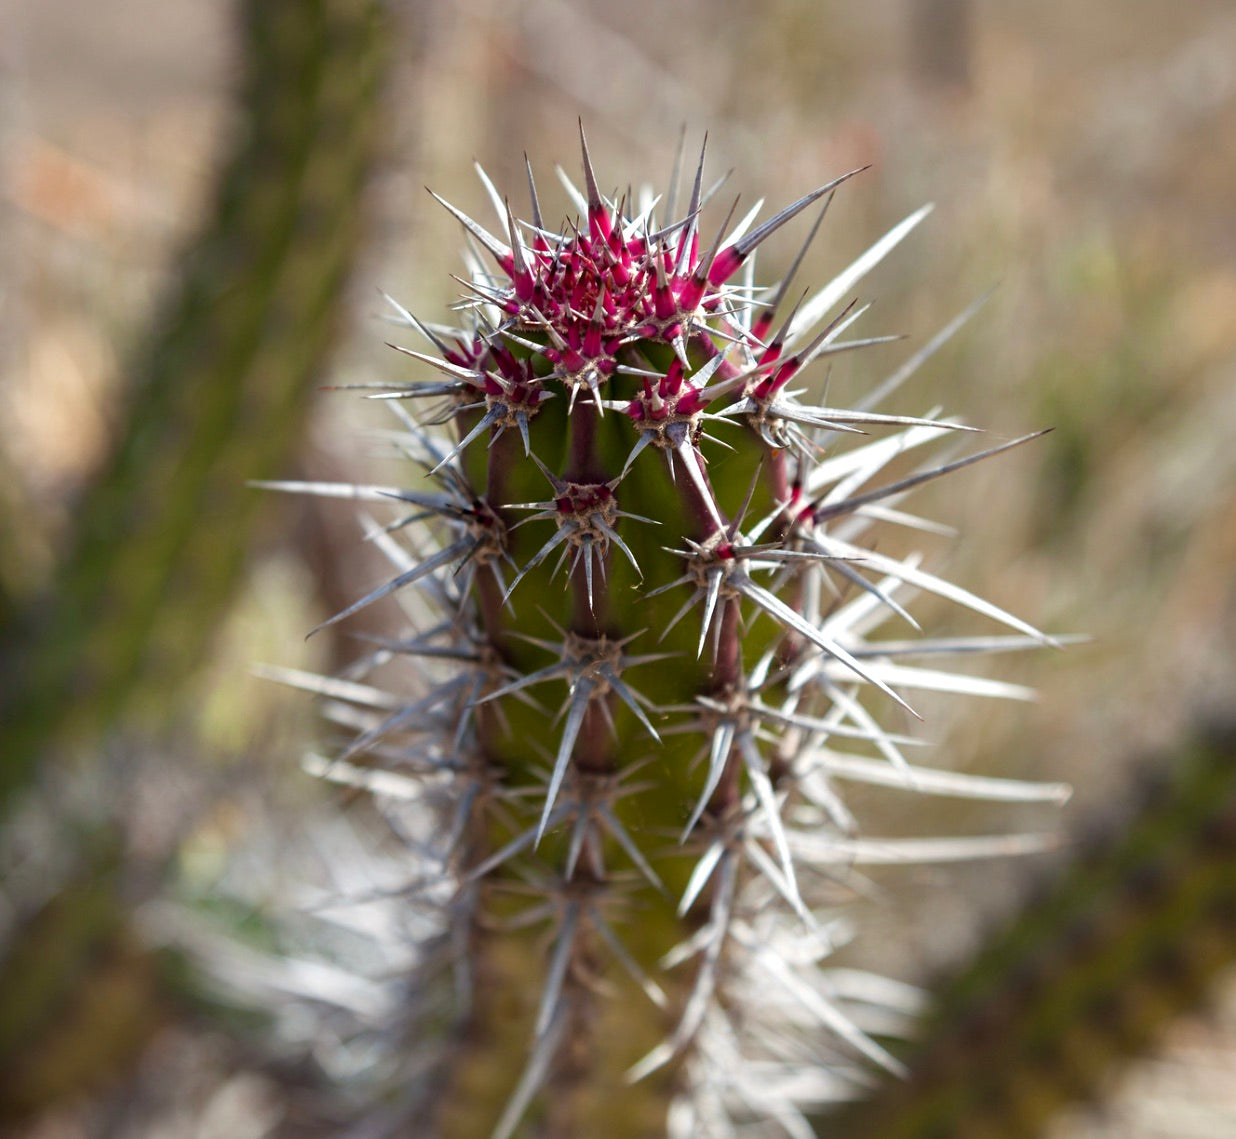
[265,126,1064,1139]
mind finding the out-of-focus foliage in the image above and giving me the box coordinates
[0,0,386,801]
[0,0,386,1125]
[823,719,1236,1138]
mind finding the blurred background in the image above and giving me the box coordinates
[2,0,1234,1136]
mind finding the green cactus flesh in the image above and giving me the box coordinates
[267,128,1065,1139]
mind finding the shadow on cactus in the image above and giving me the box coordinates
[259,126,1069,1139]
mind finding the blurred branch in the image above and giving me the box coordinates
[0,0,387,812]
[820,717,1236,1138]
[0,831,165,1120]
[0,0,388,1121]
[908,0,972,91]
[0,446,26,632]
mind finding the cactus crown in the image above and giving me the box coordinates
[262,125,1063,1139]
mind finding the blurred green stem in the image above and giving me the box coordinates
[822,719,1236,1139]
[0,0,386,812]
[0,0,387,1122]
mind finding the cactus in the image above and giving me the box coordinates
[826,719,1236,1139]
[0,0,386,1120]
[262,127,1066,1139]
[0,0,386,805]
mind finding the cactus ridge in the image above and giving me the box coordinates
[267,126,1067,1138]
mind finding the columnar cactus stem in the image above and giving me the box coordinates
[266,125,1067,1138]
[827,720,1236,1139]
